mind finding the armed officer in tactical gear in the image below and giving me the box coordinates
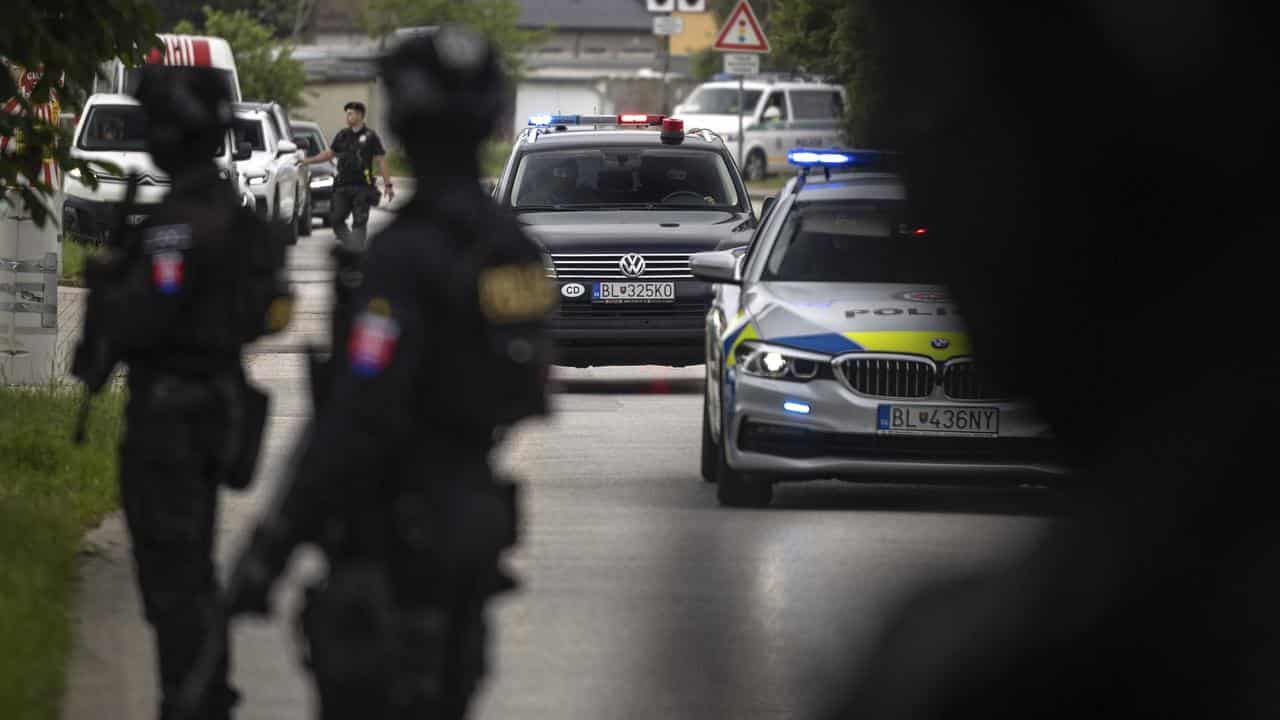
[73,65,290,720]
[223,26,554,719]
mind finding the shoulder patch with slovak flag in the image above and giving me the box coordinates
[143,224,193,296]
[348,298,401,377]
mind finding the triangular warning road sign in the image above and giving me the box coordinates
[712,0,771,54]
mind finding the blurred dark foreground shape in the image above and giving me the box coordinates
[816,1,1279,718]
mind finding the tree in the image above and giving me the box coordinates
[175,6,307,109]
[361,0,545,79]
[154,0,312,40]
[2,0,158,224]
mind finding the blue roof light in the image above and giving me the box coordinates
[787,147,891,169]
[528,113,582,126]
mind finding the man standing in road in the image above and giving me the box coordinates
[304,101,394,251]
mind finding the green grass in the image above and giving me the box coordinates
[58,240,94,288]
[0,385,125,720]
[385,140,513,181]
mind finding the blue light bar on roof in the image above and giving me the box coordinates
[528,113,582,126]
[787,147,888,168]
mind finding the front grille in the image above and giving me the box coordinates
[551,252,694,280]
[835,357,935,398]
[942,361,1007,400]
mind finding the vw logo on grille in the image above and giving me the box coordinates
[931,337,950,349]
[619,253,646,278]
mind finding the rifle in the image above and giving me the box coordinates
[70,173,139,443]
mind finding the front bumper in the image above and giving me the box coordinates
[551,280,711,367]
[62,194,155,244]
[725,373,1068,479]
[310,186,332,216]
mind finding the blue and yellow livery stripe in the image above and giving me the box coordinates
[723,319,760,367]
[765,330,972,362]
[844,331,972,361]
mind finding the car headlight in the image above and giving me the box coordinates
[310,175,334,188]
[247,174,268,185]
[738,342,829,382]
[68,167,82,180]
[541,252,556,279]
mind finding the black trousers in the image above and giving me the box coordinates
[330,185,373,252]
[302,566,489,720]
[120,374,238,720]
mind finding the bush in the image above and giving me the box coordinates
[0,386,125,720]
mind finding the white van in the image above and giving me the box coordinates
[673,78,847,180]
[62,94,252,244]
[93,34,241,102]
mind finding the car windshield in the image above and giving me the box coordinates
[511,147,740,209]
[680,87,762,115]
[760,200,938,283]
[77,106,147,152]
[294,128,325,155]
[233,117,267,152]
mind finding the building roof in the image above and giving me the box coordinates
[519,0,653,31]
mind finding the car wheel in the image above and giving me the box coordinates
[714,374,772,507]
[298,196,312,237]
[700,392,718,483]
[279,188,298,246]
[716,441,773,508]
[743,150,767,182]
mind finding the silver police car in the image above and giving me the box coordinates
[692,149,1066,507]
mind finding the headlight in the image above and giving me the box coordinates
[541,252,556,279]
[68,167,82,180]
[310,175,334,188]
[247,175,268,185]
[738,342,829,382]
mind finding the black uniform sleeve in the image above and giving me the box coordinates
[329,130,345,154]
[268,238,431,549]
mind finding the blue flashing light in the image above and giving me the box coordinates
[787,147,864,167]
[528,113,582,127]
[783,400,812,415]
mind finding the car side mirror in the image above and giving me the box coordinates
[277,139,298,157]
[758,195,777,222]
[234,141,253,161]
[690,249,742,285]
[762,106,782,123]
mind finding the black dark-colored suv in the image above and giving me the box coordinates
[493,114,757,367]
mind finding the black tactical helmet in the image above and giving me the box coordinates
[133,65,233,172]
[378,25,507,155]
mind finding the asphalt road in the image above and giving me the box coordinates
[62,206,1059,720]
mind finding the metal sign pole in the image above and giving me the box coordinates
[737,75,745,168]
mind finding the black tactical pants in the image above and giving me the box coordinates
[330,185,373,252]
[120,374,238,720]
[301,569,489,720]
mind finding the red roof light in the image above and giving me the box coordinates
[618,113,664,126]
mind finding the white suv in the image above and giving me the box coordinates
[673,78,847,181]
[232,104,304,244]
